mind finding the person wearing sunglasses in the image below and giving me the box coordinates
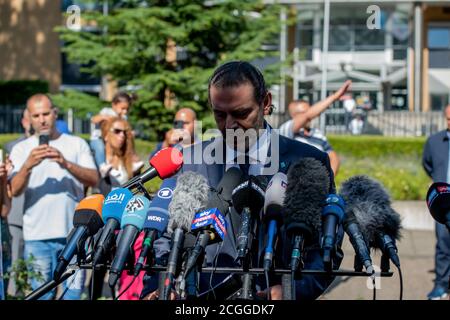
[98,118,144,193]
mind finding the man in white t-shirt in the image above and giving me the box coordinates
[9,94,99,300]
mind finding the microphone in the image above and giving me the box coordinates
[133,178,175,276]
[92,188,134,268]
[108,195,150,287]
[53,194,105,280]
[321,194,346,270]
[283,158,330,273]
[160,171,209,300]
[427,182,450,231]
[262,172,287,271]
[232,175,268,261]
[183,167,245,278]
[122,147,183,189]
[340,175,402,269]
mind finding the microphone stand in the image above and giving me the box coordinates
[233,207,257,300]
[25,268,76,300]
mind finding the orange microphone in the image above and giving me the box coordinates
[53,194,105,280]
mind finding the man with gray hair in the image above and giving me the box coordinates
[423,104,450,300]
[9,94,99,300]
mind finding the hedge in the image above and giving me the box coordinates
[0,134,432,200]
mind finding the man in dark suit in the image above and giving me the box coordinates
[142,61,343,300]
[423,104,450,300]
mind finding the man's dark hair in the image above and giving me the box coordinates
[208,61,268,106]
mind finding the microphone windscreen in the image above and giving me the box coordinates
[427,182,450,225]
[121,195,151,230]
[339,175,401,247]
[76,194,104,217]
[150,147,183,179]
[264,172,287,222]
[102,188,134,222]
[218,167,245,202]
[231,175,268,214]
[143,177,176,231]
[283,158,330,237]
[168,171,209,233]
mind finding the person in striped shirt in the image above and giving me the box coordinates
[278,80,352,176]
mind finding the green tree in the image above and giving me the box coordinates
[55,0,283,140]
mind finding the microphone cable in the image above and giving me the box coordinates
[372,278,376,301]
[264,269,271,300]
[397,266,403,300]
[208,242,224,300]
[291,270,296,300]
[115,275,137,300]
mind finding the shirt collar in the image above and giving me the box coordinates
[225,125,271,165]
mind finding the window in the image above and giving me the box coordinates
[428,25,450,68]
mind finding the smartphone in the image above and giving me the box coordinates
[173,120,185,129]
[0,149,3,163]
[39,134,50,145]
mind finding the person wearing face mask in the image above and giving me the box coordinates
[90,92,136,177]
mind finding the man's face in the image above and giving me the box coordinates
[28,98,56,135]
[174,111,195,140]
[445,106,450,130]
[210,83,269,151]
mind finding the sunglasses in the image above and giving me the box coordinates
[111,128,128,135]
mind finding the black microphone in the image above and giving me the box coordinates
[231,175,268,262]
[321,194,346,270]
[159,171,209,300]
[133,178,175,277]
[183,167,244,279]
[283,158,330,273]
[340,175,402,269]
[427,182,450,232]
[53,195,105,280]
[262,172,287,271]
[108,195,150,288]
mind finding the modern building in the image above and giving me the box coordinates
[275,0,450,114]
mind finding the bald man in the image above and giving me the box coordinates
[149,108,198,159]
[279,80,351,176]
[423,104,450,300]
[9,94,98,300]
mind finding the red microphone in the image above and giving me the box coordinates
[122,147,183,189]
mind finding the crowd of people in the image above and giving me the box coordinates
[0,61,448,301]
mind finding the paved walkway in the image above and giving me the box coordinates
[320,230,436,300]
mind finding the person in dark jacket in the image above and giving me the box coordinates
[141,61,343,300]
[422,104,450,300]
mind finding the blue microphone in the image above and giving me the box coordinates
[262,172,287,271]
[321,194,345,270]
[92,188,133,268]
[133,178,176,276]
[109,195,150,287]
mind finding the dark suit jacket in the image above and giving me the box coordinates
[142,130,344,300]
[423,130,449,182]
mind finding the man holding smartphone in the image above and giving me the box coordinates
[149,107,199,158]
[9,94,99,300]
